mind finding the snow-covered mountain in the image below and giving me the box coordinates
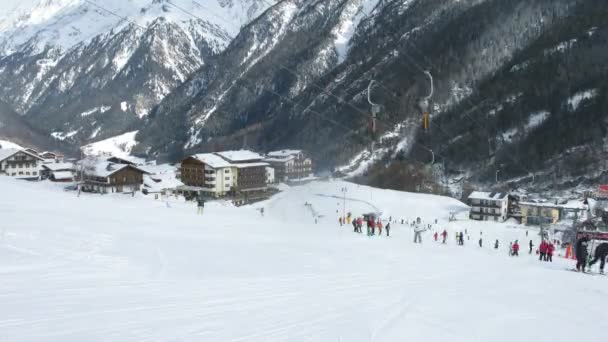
[134,0,608,193]
[0,0,275,144]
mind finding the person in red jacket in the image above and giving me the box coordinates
[539,241,547,261]
[441,230,448,244]
[546,242,555,262]
[433,232,438,242]
[377,219,383,236]
[512,240,520,256]
[370,219,376,236]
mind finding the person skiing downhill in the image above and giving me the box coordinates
[441,230,448,244]
[575,236,590,272]
[494,239,499,249]
[588,243,608,274]
[413,217,424,243]
[479,237,483,248]
[386,222,391,237]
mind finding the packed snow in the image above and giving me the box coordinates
[80,130,139,158]
[0,178,606,341]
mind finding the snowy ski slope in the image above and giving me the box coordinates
[0,178,606,341]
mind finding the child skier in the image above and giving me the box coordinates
[512,241,520,256]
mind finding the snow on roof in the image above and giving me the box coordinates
[0,148,43,162]
[193,153,233,169]
[519,201,586,210]
[0,148,19,162]
[82,160,148,178]
[215,150,263,162]
[41,163,74,171]
[267,150,303,158]
[52,171,74,180]
[468,191,508,201]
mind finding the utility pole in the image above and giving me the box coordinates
[341,187,348,223]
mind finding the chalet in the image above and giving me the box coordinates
[468,191,509,222]
[265,150,313,182]
[180,153,237,198]
[0,149,44,180]
[39,151,64,163]
[40,162,75,182]
[78,160,148,194]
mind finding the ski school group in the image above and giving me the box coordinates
[338,214,608,275]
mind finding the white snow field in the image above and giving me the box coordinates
[0,178,606,341]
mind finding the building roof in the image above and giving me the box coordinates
[519,201,586,210]
[52,171,74,180]
[82,160,148,178]
[0,148,44,162]
[0,148,19,162]
[41,162,74,171]
[215,150,263,163]
[233,162,270,168]
[468,191,508,201]
[267,149,303,158]
[192,153,233,169]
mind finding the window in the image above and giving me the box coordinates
[26,172,30,175]
[225,177,230,181]
[33,172,37,176]
[18,172,23,175]
[224,169,230,173]
[11,173,16,176]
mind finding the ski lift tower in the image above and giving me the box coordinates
[368,80,381,143]
[418,71,434,132]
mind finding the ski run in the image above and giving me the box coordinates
[0,177,607,341]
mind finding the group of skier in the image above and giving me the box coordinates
[349,216,391,237]
[538,240,556,262]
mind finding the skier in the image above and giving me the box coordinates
[547,242,554,262]
[357,217,363,233]
[575,235,590,272]
[539,240,547,261]
[433,232,438,242]
[479,237,483,248]
[458,232,465,246]
[197,198,205,215]
[529,240,534,255]
[386,222,391,237]
[260,207,265,217]
[339,217,343,226]
[512,240,520,256]
[441,230,448,244]
[370,219,376,236]
[352,218,358,233]
[377,219,383,236]
[413,217,424,243]
[588,243,608,274]
[494,239,499,249]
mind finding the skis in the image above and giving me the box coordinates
[565,268,606,276]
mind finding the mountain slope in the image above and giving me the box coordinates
[136,0,599,194]
[0,0,275,145]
